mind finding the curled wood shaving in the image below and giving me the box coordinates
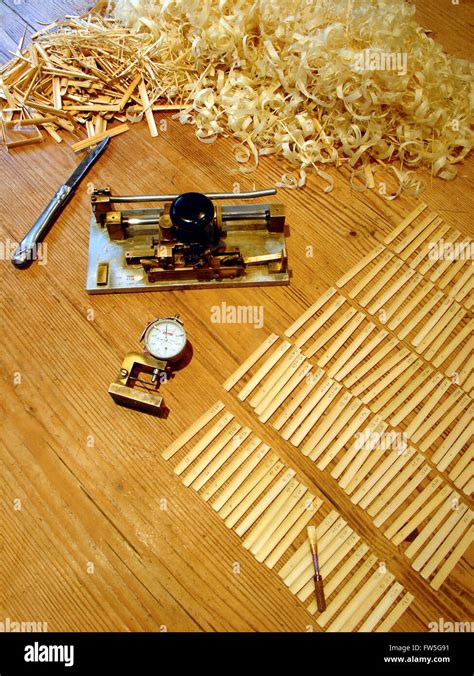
[110,0,472,196]
[0,1,472,197]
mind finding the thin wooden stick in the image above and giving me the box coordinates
[352,345,411,399]
[391,484,452,547]
[245,479,303,552]
[210,446,272,511]
[223,333,278,391]
[433,412,473,471]
[224,461,286,527]
[353,448,415,508]
[394,206,437,254]
[387,280,433,331]
[296,296,347,349]
[385,476,443,541]
[377,364,431,420]
[52,76,62,110]
[200,437,263,502]
[359,452,421,513]
[336,244,385,287]
[281,376,334,441]
[254,351,307,417]
[384,203,428,245]
[331,417,384,481]
[411,503,468,571]
[284,287,337,337]
[411,297,455,348]
[316,406,371,471]
[449,443,474,482]
[318,544,371,602]
[410,222,450,269]
[437,248,470,289]
[444,341,472,380]
[430,526,474,590]
[333,330,387,383]
[249,346,301,409]
[428,404,472,464]
[258,494,322,566]
[358,582,404,632]
[182,422,242,487]
[316,554,377,627]
[424,307,466,362]
[318,530,360,579]
[333,572,395,632]
[212,451,278,515]
[449,266,473,300]
[303,307,356,358]
[382,271,424,323]
[258,361,312,424]
[290,382,342,447]
[414,389,464,447]
[397,290,444,340]
[404,378,450,439]
[358,258,404,307]
[344,338,399,391]
[404,491,459,559]
[263,498,323,568]
[189,426,251,491]
[308,397,363,463]
[117,73,141,110]
[390,371,443,428]
[317,313,365,368]
[138,78,158,137]
[162,401,224,459]
[420,396,470,454]
[238,340,292,401]
[71,123,129,151]
[272,369,324,431]
[174,411,234,475]
[420,509,472,579]
[342,446,387,497]
[361,352,418,405]
[395,212,440,257]
[369,358,422,411]
[370,460,429,524]
[326,322,376,378]
[375,593,414,632]
[367,268,415,315]
[348,251,394,300]
[301,393,356,459]
[454,464,473,492]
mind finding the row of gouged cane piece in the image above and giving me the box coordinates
[224,329,472,494]
[162,401,414,630]
[222,204,472,588]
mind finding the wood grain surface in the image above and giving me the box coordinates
[0,0,472,632]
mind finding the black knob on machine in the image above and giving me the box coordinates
[170,192,219,246]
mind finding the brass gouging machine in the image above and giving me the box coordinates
[86,188,289,293]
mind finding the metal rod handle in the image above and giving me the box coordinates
[110,188,277,204]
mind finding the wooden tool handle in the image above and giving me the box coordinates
[314,574,326,612]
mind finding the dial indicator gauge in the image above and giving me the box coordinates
[142,317,187,362]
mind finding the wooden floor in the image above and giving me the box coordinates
[0,1,472,632]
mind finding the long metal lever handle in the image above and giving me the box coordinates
[109,188,277,203]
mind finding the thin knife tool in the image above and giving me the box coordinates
[11,136,110,268]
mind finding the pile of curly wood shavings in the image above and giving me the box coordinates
[1,1,472,198]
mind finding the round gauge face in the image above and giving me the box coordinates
[144,319,187,361]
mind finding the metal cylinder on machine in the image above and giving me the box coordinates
[169,192,220,245]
